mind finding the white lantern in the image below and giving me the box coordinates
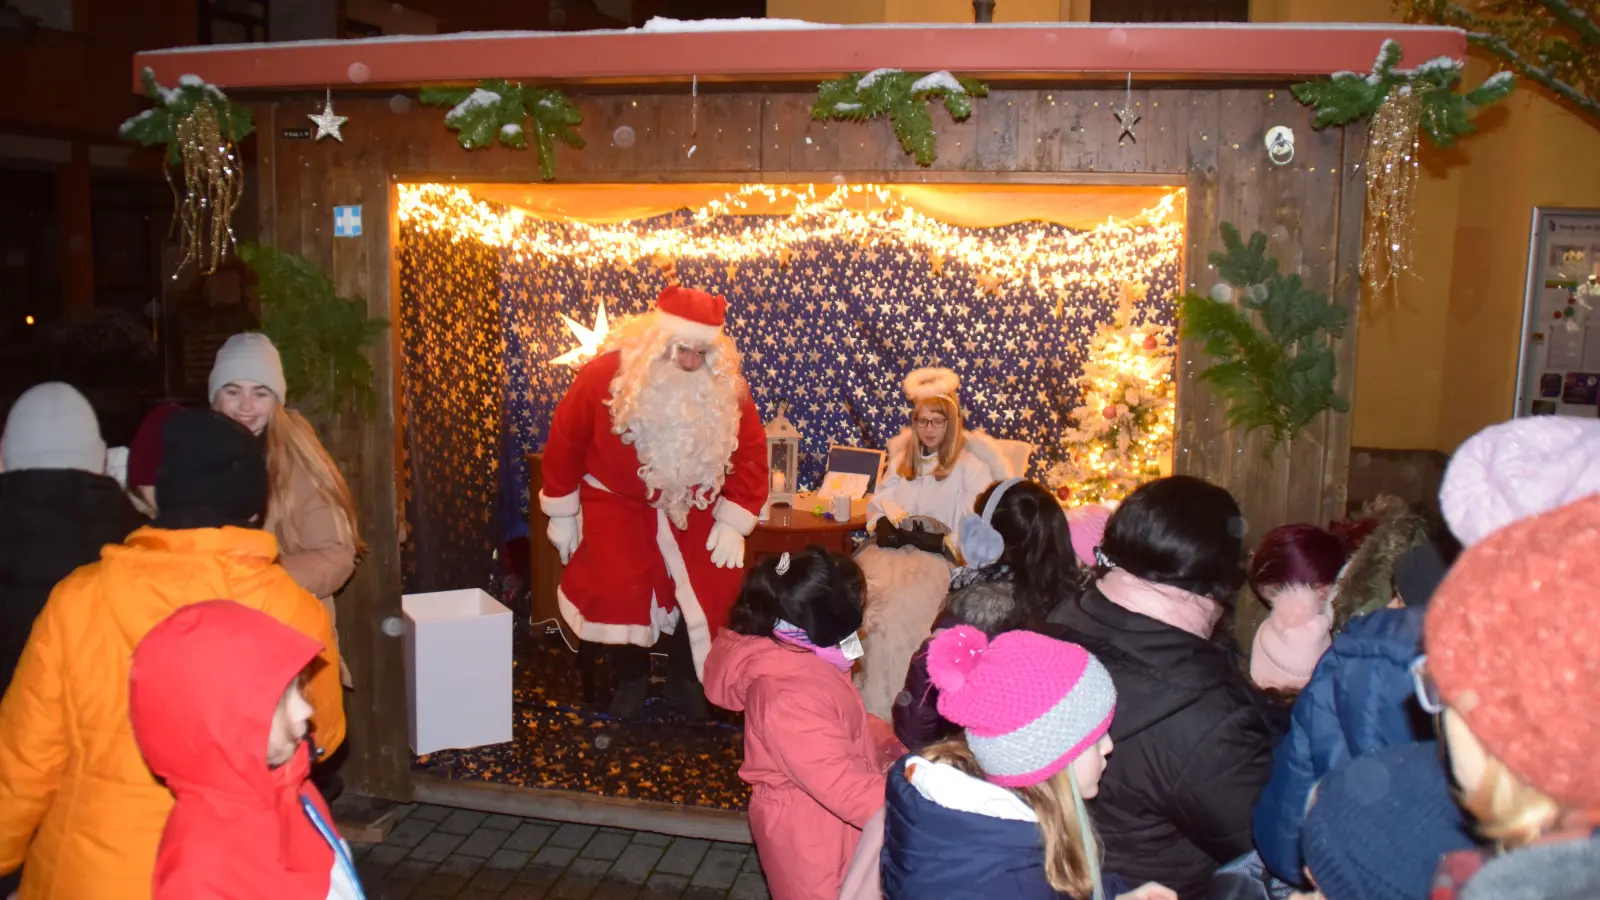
[765,407,801,508]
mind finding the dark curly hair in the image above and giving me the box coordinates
[727,545,865,647]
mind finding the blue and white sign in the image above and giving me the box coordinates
[334,205,363,237]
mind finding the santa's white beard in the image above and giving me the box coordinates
[617,357,741,529]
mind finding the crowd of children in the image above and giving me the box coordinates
[709,414,1600,900]
[2,334,1597,900]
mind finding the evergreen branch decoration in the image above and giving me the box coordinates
[1291,39,1514,146]
[239,243,389,416]
[1177,223,1351,455]
[120,68,255,165]
[1403,0,1600,124]
[812,69,989,166]
[420,80,584,180]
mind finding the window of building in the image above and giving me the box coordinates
[1091,0,1249,22]
[200,0,268,44]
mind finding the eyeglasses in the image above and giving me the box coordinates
[913,417,948,429]
[1410,655,1444,715]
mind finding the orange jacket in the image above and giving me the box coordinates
[0,526,345,900]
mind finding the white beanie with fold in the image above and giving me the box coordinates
[1440,416,1600,547]
[1,382,107,474]
[208,333,287,404]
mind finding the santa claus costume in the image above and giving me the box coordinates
[540,285,768,718]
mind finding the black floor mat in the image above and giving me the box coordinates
[413,627,752,810]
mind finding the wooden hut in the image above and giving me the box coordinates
[134,22,1463,826]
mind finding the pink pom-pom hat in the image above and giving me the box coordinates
[926,625,1117,788]
[1248,583,1333,691]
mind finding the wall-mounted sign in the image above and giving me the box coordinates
[1515,207,1600,419]
[334,205,363,238]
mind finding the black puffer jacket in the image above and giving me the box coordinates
[0,468,146,689]
[1048,586,1278,900]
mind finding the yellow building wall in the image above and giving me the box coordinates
[766,0,1600,452]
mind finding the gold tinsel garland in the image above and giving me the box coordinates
[1362,89,1422,307]
[172,104,245,277]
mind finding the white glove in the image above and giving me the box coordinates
[547,513,581,565]
[706,521,746,569]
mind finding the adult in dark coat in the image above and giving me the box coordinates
[1047,477,1277,900]
[0,383,145,689]
[0,382,144,897]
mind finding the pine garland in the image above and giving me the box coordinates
[420,80,584,180]
[119,68,255,165]
[1177,224,1350,455]
[812,69,989,166]
[1291,39,1514,146]
[239,243,389,415]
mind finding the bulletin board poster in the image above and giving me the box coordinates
[1515,208,1600,420]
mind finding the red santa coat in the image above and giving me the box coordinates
[539,349,768,675]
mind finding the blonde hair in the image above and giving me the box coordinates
[898,396,966,482]
[263,407,366,558]
[1460,753,1565,850]
[920,737,1099,898]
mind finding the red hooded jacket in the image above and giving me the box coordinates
[129,600,339,899]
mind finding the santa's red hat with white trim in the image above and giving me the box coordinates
[654,285,727,346]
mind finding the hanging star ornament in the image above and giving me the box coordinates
[308,88,348,142]
[549,301,610,367]
[1113,103,1140,144]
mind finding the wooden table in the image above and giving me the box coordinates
[745,494,868,566]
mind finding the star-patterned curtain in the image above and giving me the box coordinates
[399,198,1181,591]
[398,229,507,593]
[495,210,1180,545]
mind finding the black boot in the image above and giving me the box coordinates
[608,644,651,721]
[664,627,708,719]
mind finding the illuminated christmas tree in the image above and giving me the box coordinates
[1046,281,1175,504]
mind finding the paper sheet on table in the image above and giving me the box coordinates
[818,471,870,501]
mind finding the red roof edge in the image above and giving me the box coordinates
[131,23,1468,94]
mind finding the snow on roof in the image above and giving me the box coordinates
[133,21,1467,91]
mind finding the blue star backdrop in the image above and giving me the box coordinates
[492,210,1180,546]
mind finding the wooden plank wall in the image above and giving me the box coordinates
[254,82,1363,797]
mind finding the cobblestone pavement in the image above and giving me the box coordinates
[351,803,769,900]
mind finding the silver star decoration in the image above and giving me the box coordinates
[308,88,348,142]
[1113,103,1140,144]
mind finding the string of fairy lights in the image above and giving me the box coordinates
[397,183,1184,312]
[398,182,1184,502]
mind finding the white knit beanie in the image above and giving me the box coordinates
[1440,416,1600,546]
[1,382,107,474]
[208,333,287,403]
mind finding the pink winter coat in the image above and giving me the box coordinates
[704,631,894,900]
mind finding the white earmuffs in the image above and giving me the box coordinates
[957,477,1024,569]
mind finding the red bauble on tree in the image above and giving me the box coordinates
[1056,484,1072,501]
[1144,334,1159,351]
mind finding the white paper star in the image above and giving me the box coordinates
[549,301,610,367]
[308,88,348,142]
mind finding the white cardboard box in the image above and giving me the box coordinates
[402,589,514,755]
